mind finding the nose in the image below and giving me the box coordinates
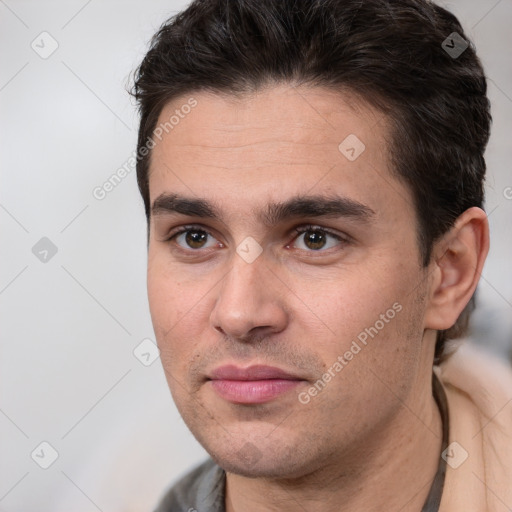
[209,252,288,342]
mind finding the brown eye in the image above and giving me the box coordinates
[169,227,219,250]
[184,230,209,249]
[292,226,345,252]
[303,230,327,250]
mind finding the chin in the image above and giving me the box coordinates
[213,453,308,479]
[203,436,319,480]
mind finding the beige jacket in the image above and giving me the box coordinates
[437,342,512,511]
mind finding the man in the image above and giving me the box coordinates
[130,0,512,510]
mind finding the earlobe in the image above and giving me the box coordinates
[424,207,489,331]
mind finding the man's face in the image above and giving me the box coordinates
[147,85,433,478]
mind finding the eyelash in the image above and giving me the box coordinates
[164,224,349,254]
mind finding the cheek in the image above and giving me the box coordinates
[306,263,423,362]
[147,262,192,354]
[147,250,195,324]
[303,267,396,329]
[147,258,218,375]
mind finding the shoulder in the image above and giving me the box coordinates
[154,458,226,512]
[436,341,512,511]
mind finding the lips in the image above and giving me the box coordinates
[209,364,301,381]
[208,364,304,404]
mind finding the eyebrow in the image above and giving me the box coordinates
[151,192,375,226]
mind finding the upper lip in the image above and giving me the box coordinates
[208,364,303,381]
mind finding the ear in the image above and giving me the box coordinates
[424,207,489,331]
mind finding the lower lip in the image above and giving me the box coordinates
[210,379,302,404]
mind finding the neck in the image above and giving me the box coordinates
[225,369,442,512]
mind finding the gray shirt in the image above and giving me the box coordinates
[154,458,226,512]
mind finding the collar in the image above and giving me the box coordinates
[420,371,449,511]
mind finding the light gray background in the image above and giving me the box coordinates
[1,0,511,510]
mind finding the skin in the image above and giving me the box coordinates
[146,84,489,511]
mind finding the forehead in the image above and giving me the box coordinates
[147,84,412,227]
